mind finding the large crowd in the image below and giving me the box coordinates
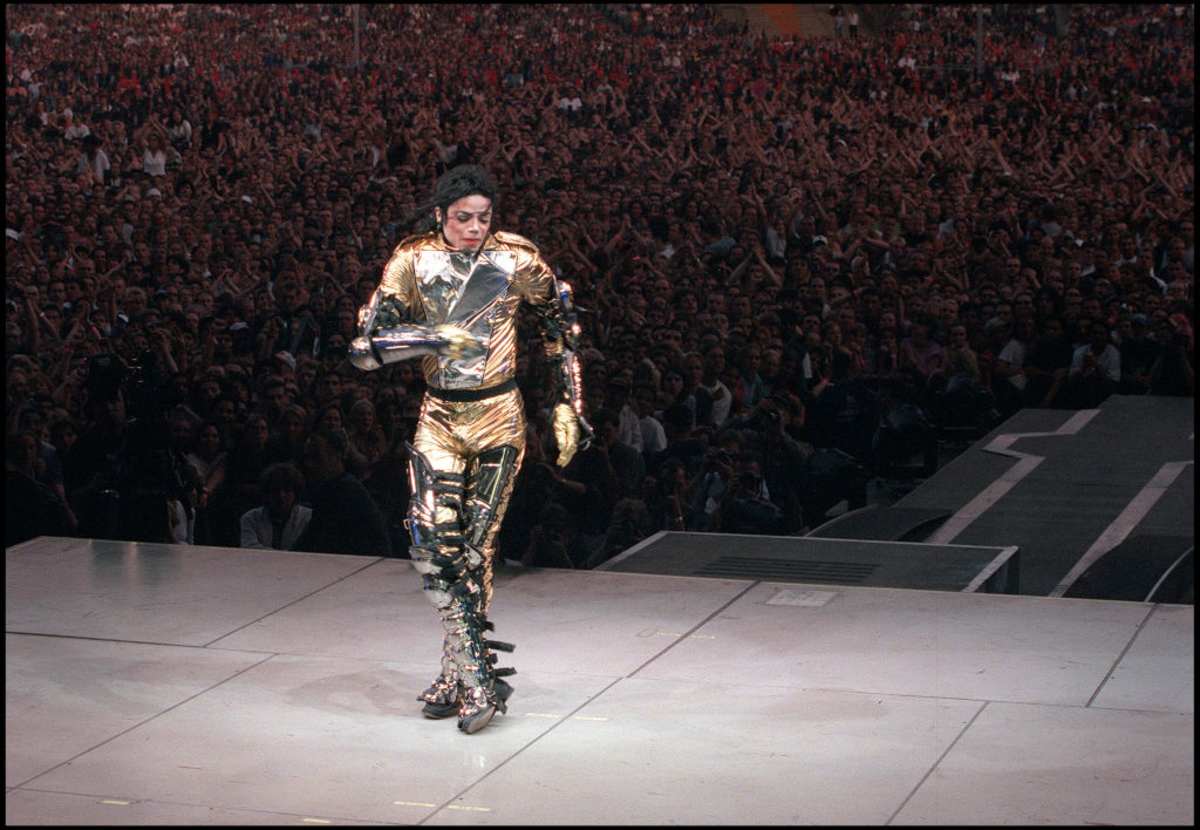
[5,4,1194,566]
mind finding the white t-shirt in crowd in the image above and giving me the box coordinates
[76,149,111,181]
[698,380,732,427]
[168,120,192,145]
[617,402,643,452]
[640,415,668,456]
[997,338,1028,390]
[143,148,168,176]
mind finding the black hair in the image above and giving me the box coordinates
[407,164,498,233]
[260,462,305,495]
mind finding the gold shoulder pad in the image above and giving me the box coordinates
[392,231,438,253]
[492,230,540,254]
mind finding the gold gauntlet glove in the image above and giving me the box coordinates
[552,402,582,468]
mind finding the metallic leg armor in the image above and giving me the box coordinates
[406,390,525,733]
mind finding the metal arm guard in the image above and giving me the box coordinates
[544,280,593,449]
[349,287,476,371]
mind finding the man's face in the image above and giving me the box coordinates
[303,436,333,479]
[740,345,762,371]
[761,349,781,377]
[214,399,236,424]
[318,374,342,400]
[633,386,657,416]
[170,418,194,448]
[438,194,492,252]
[266,386,289,413]
[704,348,725,375]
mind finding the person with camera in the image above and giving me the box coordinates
[718,455,784,535]
[722,394,810,533]
[690,440,737,532]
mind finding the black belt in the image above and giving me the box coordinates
[425,378,518,403]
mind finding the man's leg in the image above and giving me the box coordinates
[463,444,525,615]
[460,444,525,705]
[407,441,513,733]
[406,444,468,717]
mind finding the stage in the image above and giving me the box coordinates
[6,537,1194,825]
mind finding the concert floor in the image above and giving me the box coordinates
[6,537,1193,825]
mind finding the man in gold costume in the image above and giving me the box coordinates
[349,165,590,734]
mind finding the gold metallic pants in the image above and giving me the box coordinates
[409,386,525,710]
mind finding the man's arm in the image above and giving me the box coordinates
[511,233,593,467]
[348,239,483,371]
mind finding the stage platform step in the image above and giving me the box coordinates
[6,537,1192,825]
[1065,535,1194,603]
[807,505,952,542]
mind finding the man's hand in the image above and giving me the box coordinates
[435,324,486,361]
[348,336,382,371]
[551,402,593,468]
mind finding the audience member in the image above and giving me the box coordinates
[293,427,391,556]
[239,462,313,550]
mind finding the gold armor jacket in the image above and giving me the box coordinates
[349,230,588,430]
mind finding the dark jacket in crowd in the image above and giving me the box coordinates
[293,472,391,556]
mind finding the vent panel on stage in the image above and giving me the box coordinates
[600,530,1020,594]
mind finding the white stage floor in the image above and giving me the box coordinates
[6,537,1193,825]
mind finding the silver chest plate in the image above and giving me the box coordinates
[414,249,516,388]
